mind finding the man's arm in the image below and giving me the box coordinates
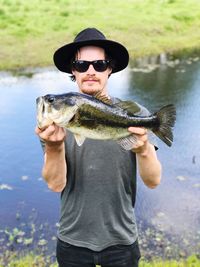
[35,124,67,192]
[128,127,162,189]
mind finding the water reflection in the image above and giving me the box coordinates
[128,58,200,256]
[0,59,199,257]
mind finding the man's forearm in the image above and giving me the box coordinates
[42,142,67,192]
[136,143,162,189]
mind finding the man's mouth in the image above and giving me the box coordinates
[83,79,98,82]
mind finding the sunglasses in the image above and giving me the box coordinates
[72,60,110,73]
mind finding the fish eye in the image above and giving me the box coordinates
[45,95,55,103]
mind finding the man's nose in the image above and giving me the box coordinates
[86,63,96,74]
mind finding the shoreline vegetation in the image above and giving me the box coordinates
[0,212,199,266]
[1,0,200,71]
[0,253,200,267]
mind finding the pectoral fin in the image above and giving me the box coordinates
[117,135,138,150]
[74,134,86,146]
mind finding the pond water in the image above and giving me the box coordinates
[0,55,200,259]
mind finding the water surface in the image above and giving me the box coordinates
[0,57,199,258]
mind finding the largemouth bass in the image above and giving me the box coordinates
[36,92,176,150]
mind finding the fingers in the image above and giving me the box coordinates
[128,127,148,142]
[128,127,148,151]
[35,124,66,143]
[128,127,147,135]
[42,124,57,137]
[35,124,55,137]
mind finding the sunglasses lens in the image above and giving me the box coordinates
[72,60,110,72]
[73,61,89,72]
[93,60,109,72]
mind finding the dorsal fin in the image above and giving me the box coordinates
[115,100,141,115]
[94,91,113,105]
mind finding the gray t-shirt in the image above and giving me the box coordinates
[58,134,138,251]
[57,100,151,251]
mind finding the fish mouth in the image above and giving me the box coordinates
[42,103,45,113]
[37,97,45,114]
[39,100,45,114]
[36,97,53,129]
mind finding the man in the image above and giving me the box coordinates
[35,28,161,267]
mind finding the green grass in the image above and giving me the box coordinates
[139,255,200,266]
[0,254,199,267]
[0,253,57,267]
[1,0,200,70]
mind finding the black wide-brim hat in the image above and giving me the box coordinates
[53,28,129,74]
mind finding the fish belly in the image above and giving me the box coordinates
[67,124,130,140]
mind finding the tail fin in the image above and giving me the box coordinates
[153,104,176,147]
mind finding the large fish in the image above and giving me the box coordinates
[36,92,176,150]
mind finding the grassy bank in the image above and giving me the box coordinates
[1,0,200,70]
[1,253,199,267]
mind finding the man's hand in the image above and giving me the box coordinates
[35,123,67,192]
[128,126,161,188]
[128,127,149,156]
[35,124,66,147]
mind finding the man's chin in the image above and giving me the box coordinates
[81,88,101,95]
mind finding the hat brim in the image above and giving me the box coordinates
[53,39,129,74]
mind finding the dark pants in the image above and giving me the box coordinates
[56,238,141,267]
